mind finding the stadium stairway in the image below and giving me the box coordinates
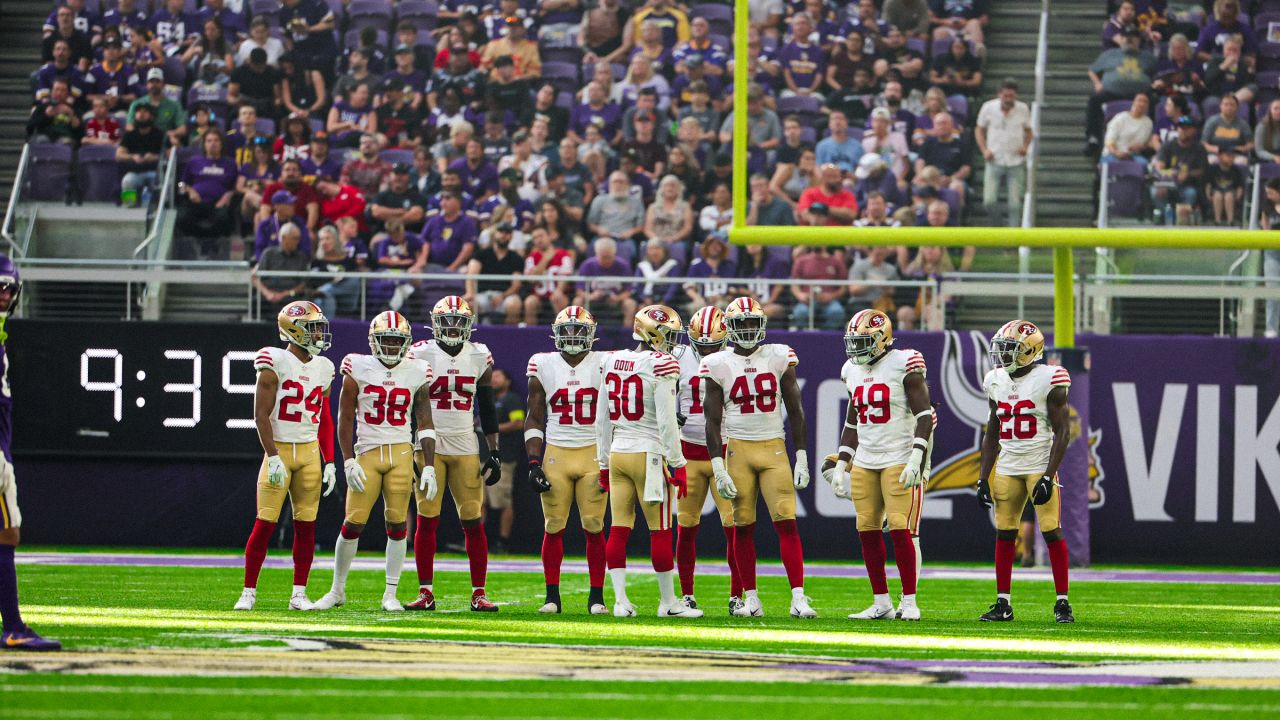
[0,0,47,201]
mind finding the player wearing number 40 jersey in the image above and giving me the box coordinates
[311,312,438,613]
[525,306,610,615]
[236,301,337,612]
[977,320,1074,624]
[701,297,815,619]
[404,296,503,612]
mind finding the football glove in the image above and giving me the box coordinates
[481,455,502,486]
[792,449,810,490]
[598,468,610,494]
[0,454,13,496]
[419,464,438,500]
[667,463,688,499]
[265,455,286,487]
[898,447,925,489]
[976,477,993,509]
[322,463,337,497]
[830,460,851,500]
[343,458,366,493]
[1032,474,1055,505]
[528,460,550,493]
[711,456,737,500]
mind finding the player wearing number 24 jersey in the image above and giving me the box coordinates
[977,320,1075,625]
[701,296,815,620]
[236,301,337,612]
[311,312,438,613]
[524,306,610,615]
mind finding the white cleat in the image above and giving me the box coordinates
[538,602,561,614]
[233,588,256,611]
[897,598,921,621]
[732,595,764,617]
[658,600,704,618]
[849,602,896,620]
[728,596,745,616]
[289,591,314,611]
[790,594,818,619]
[310,591,345,611]
[613,601,638,617]
[589,603,609,615]
[382,594,405,612]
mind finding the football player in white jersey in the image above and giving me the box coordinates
[702,296,815,619]
[825,310,933,621]
[312,312,438,612]
[404,296,503,612]
[596,305,702,618]
[976,320,1074,624]
[525,306,610,614]
[675,306,742,615]
[236,301,337,612]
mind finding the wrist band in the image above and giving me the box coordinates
[416,429,436,442]
[523,428,545,442]
[914,409,934,420]
[838,445,856,459]
[844,422,857,429]
[912,438,929,450]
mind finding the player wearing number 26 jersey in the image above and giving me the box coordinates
[525,306,610,615]
[701,297,815,620]
[828,310,933,622]
[312,312,438,614]
[404,296,503,613]
[236,300,337,613]
[977,320,1074,625]
[597,305,701,619]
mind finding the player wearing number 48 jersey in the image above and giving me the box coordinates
[525,307,610,615]
[977,320,1075,624]
[701,297,815,619]
[311,312,438,613]
[404,296,503,612]
[236,301,337,612]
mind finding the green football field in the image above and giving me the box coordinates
[2,549,1278,719]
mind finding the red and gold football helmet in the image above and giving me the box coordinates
[989,319,1045,370]
[633,304,684,355]
[369,310,413,364]
[723,296,767,349]
[552,305,597,354]
[430,295,474,346]
[687,305,728,352]
[278,300,331,356]
[844,309,893,364]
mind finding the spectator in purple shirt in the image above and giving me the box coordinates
[778,13,825,99]
[195,0,245,44]
[85,38,136,114]
[300,132,344,181]
[570,81,623,145]
[734,244,790,321]
[101,0,148,35]
[449,138,499,201]
[574,236,636,325]
[422,190,479,271]
[255,190,312,261]
[1196,0,1256,68]
[179,129,239,255]
[683,232,737,314]
[149,0,196,57]
[34,41,86,104]
[44,0,99,40]
[42,6,94,70]
[373,218,427,311]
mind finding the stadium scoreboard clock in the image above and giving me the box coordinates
[10,321,285,459]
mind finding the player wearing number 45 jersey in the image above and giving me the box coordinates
[311,312,438,613]
[977,320,1074,624]
[702,297,815,619]
[405,296,503,612]
[236,301,337,612]
[525,307,610,615]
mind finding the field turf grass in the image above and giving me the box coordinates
[2,550,1278,719]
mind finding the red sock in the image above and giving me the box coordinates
[676,524,699,595]
[1047,538,1070,595]
[463,524,488,589]
[650,529,674,573]
[889,529,917,595]
[413,514,438,586]
[858,530,889,595]
[606,526,631,569]
[243,519,276,589]
[995,538,1017,595]
[733,523,757,591]
[291,520,316,586]
[541,530,564,586]
[723,525,742,597]
[773,519,804,589]
[584,530,606,587]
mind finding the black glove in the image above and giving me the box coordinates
[1032,474,1055,505]
[676,412,687,428]
[482,455,502,486]
[976,478,993,509]
[528,460,550,493]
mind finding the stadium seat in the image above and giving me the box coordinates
[77,143,121,203]
[250,0,280,18]
[174,145,200,181]
[26,143,73,202]
[344,28,388,50]
[379,148,414,166]
[1260,0,1280,11]
[163,56,186,86]
[1259,162,1280,182]
[541,46,582,67]
[1202,95,1222,119]
[254,117,277,137]
[541,62,581,96]
[799,126,817,145]
[690,4,733,37]
[946,94,969,120]
[777,95,823,128]
[555,90,574,111]
[1258,71,1280,106]
[1104,99,1132,123]
[611,63,627,81]
[1156,97,1201,124]
[396,0,438,31]
[906,37,927,57]
[347,0,392,33]
[708,33,730,52]
[1102,160,1147,220]
[1254,10,1280,32]
[308,118,324,135]
[932,38,976,59]
[188,86,230,125]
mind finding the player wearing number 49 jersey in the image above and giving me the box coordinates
[525,307,610,615]
[977,320,1074,624]
[236,301,337,612]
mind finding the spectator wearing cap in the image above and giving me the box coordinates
[127,67,185,146]
[238,17,286,66]
[334,46,378,103]
[386,44,428,111]
[482,0,530,40]
[370,163,429,234]
[699,181,734,237]
[450,137,500,201]
[634,239,681,307]
[779,13,825,99]
[427,170,476,219]
[670,52,724,112]
[1083,28,1155,155]
[718,84,782,152]
[34,40,87,105]
[587,171,647,248]
[421,190,479,271]
[863,106,910,188]
[27,78,83,145]
[616,55,673,113]
[1101,93,1153,166]
[623,88,671,143]
[225,105,264,167]
[86,38,136,114]
[477,167,536,230]
[570,81,623,146]
[816,111,864,175]
[575,237,636,325]
[278,0,338,74]
[484,55,532,119]
[276,114,314,163]
[258,158,321,231]
[228,48,283,121]
[179,129,238,254]
[799,163,859,226]
[377,79,425,149]
[115,105,162,195]
[645,175,695,247]
[341,134,393,197]
[684,232,736,314]
[480,15,541,80]
[256,189,313,261]
[428,44,485,113]
[425,90,477,149]
[237,137,280,225]
[301,133,344,182]
[853,154,905,211]
[976,79,1033,227]
[674,16,727,77]
[916,111,973,198]
[928,0,989,50]
[387,21,429,73]
[929,37,983,98]
[1150,115,1206,224]
[327,83,378,148]
[747,173,796,227]
[620,111,667,182]
[465,221,525,324]
[790,246,847,329]
[254,222,311,315]
[315,176,368,229]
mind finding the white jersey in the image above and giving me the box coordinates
[983,363,1071,476]
[527,350,608,449]
[341,353,434,456]
[699,344,797,441]
[678,349,710,446]
[254,346,336,444]
[840,348,927,469]
[408,339,493,456]
[596,349,684,464]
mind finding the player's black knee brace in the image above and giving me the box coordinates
[996,529,1018,541]
[1042,528,1063,543]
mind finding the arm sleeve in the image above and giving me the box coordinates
[654,375,685,465]
[318,395,335,463]
[595,371,613,469]
[1050,367,1072,388]
[476,384,499,435]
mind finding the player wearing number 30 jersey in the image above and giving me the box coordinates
[236,301,337,612]
[977,320,1074,625]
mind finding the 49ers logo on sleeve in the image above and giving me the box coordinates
[647,308,670,323]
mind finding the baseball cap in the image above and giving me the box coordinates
[1176,115,1197,127]
[635,110,655,122]
[146,68,165,82]
[1120,25,1141,37]
[392,162,411,174]
[871,106,892,121]
[313,131,330,144]
[500,167,522,181]
[493,54,514,68]
[504,15,521,25]
[395,43,413,54]
[103,37,122,48]
[854,153,885,179]
[702,230,727,245]
[912,185,938,199]
[808,201,830,215]
[495,221,515,232]
[271,190,296,204]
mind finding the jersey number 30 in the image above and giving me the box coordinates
[605,373,644,421]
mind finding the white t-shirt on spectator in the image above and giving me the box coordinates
[1104,112,1153,155]
[977,98,1033,168]
[236,37,285,66]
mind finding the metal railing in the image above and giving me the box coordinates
[135,146,179,260]
[1021,0,1050,232]
[1,144,32,257]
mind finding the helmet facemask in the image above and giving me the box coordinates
[726,314,766,349]
[294,318,331,356]
[988,337,1023,370]
[553,320,596,354]
[432,312,473,346]
[844,333,880,364]
[689,331,726,356]
[371,328,411,365]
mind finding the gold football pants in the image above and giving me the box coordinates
[993,472,1061,532]
[346,443,415,526]
[541,444,609,534]
[726,437,795,525]
[849,464,923,533]
[256,441,321,523]
[608,451,672,531]
[676,457,735,528]
[414,451,483,522]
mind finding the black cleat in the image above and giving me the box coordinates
[1054,598,1075,623]
[980,598,1014,622]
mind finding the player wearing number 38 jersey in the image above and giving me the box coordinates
[236,300,337,612]
[977,320,1074,625]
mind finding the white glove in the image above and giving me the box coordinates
[343,458,366,493]
[265,455,286,487]
[0,455,13,496]
[710,456,737,500]
[831,459,851,500]
[898,446,925,488]
[419,464,438,501]
[322,463,337,497]
[793,449,810,490]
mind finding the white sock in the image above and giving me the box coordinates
[384,538,406,591]
[873,592,892,607]
[656,570,677,606]
[1057,594,1068,602]
[791,586,805,599]
[997,592,1011,602]
[744,588,759,601]
[609,567,629,604]
[292,584,307,596]
[331,536,358,593]
[913,535,922,584]
[900,593,917,606]
[420,583,433,592]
